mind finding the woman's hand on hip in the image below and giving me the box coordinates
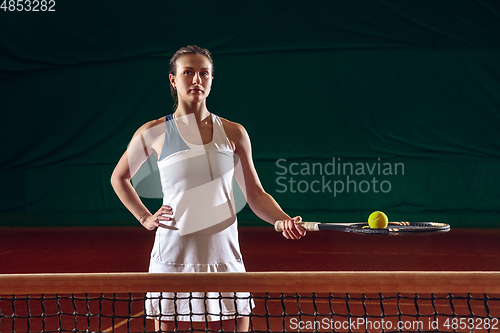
[141,205,173,231]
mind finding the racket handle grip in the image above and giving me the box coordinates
[274,221,319,232]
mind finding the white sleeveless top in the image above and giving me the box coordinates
[148,113,245,273]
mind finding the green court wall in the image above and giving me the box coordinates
[1,1,499,228]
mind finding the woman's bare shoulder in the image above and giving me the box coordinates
[133,117,166,138]
[219,117,247,139]
[219,117,252,155]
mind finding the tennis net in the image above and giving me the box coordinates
[0,271,499,332]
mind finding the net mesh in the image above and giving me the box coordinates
[1,272,499,333]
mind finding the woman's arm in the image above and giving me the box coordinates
[110,119,172,230]
[224,120,306,240]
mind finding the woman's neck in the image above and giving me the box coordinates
[174,101,210,123]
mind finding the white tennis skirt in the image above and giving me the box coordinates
[145,257,255,322]
[145,291,254,322]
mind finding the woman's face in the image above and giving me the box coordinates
[170,53,213,104]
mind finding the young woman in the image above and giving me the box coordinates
[111,45,306,332]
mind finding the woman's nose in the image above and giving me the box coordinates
[193,73,202,84]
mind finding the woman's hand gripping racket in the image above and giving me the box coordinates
[275,221,450,236]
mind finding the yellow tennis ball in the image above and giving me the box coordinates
[368,211,389,229]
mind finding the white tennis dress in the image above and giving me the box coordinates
[145,113,253,322]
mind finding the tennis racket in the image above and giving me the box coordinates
[275,221,450,236]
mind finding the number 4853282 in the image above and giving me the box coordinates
[443,317,499,330]
[1,0,56,11]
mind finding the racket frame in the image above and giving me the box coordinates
[275,221,450,235]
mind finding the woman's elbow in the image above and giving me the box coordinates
[246,188,267,206]
[110,169,129,190]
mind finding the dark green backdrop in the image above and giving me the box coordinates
[1,1,499,227]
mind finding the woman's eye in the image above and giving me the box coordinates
[183,70,191,75]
